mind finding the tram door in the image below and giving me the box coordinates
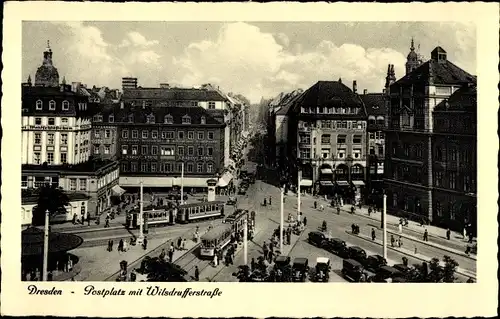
[129,213,138,228]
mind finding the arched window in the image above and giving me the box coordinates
[108,115,114,123]
[368,115,376,125]
[435,201,442,217]
[36,100,43,110]
[201,116,206,124]
[62,100,69,110]
[182,115,191,124]
[49,100,56,110]
[376,116,384,126]
[149,115,156,123]
[164,115,173,124]
[393,193,398,208]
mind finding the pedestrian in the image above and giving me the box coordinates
[105,218,110,228]
[118,239,124,252]
[159,249,166,261]
[143,237,148,250]
[81,215,85,225]
[168,243,174,262]
[303,216,307,227]
[423,229,428,242]
[368,207,372,216]
[269,196,272,205]
[446,228,451,240]
[194,266,200,281]
[107,240,112,252]
[110,240,114,252]
[391,235,395,247]
[371,228,376,241]
[463,228,467,240]
[251,258,256,272]
[181,238,186,250]
[72,214,77,225]
[263,242,269,261]
[286,231,291,245]
[314,201,317,209]
[177,237,182,250]
[269,242,274,258]
[398,223,403,234]
[87,215,91,226]
[398,236,403,248]
[123,240,128,252]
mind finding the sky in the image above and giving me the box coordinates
[22,21,476,103]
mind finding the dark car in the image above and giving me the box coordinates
[273,256,292,282]
[325,238,349,258]
[372,265,403,283]
[364,254,387,272]
[342,259,366,282]
[226,197,237,205]
[308,231,328,248]
[292,258,309,282]
[393,263,411,276]
[347,246,367,264]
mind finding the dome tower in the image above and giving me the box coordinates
[35,40,60,87]
[405,38,422,75]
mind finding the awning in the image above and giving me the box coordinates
[336,181,350,186]
[319,181,334,186]
[111,185,126,196]
[352,180,365,186]
[119,176,173,188]
[320,168,334,174]
[217,172,234,187]
[173,177,210,187]
[299,179,313,187]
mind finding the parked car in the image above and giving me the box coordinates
[238,187,247,195]
[226,197,237,205]
[364,254,387,272]
[292,258,309,282]
[342,259,366,282]
[314,257,331,282]
[325,238,349,258]
[347,246,367,264]
[308,231,328,248]
[371,265,403,283]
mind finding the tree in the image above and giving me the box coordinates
[442,255,459,283]
[145,257,188,282]
[32,184,70,226]
[427,257,443,282]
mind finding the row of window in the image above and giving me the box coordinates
[34,117,71,126]
[121,129,215,140]
[369,145,385,157]
[121,161,215,174]
[127,100,216,109]
[120,144,214,157]
[35,100,87,111]
[34,132,89,146]
[391,142,424,159]
[94,114,208,125]
[299,134,363,145]
[301,106,361,114]
[302,120,366,130]
[368,132,385,140]
[391,164,423,184]
[434,171,475,192]
[22,176,59,188]
[435,146,473,163]
[33,152,72,165]
[299,148,363,160]
[69,178,88,191]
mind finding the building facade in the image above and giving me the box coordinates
[384,45,476,230]
[288,80,368,202]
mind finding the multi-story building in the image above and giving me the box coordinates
[432,83,477,234]
[288,80,368,202]
[109,103,226,192]
[384,45,476,230]
[91,105,119,161]
[21,42,120,217]
[122,77,138,90]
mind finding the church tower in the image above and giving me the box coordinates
[405,38,423,75]
[384,64,396,93]
[35,40,60,87]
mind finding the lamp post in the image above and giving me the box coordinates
[297,169,302,219]
[137,181,144,244]
[382,194,387,260]
[243,217,248,265]
[280,186,284,254]
[42,209,50,281]
[180,162,185,205]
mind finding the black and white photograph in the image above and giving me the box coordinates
[1,2,498,318]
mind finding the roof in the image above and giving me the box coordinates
[22,158,118,175]
[122,88,227,101]
[359,93,387,116]
[293,257,308,264]
[393,59,475,86]
[201,224,232,241]
[22,192,89,205]
[275,92,303,116]
[178,200,225,209]
[316,257,330,264]
[434,83,477,112]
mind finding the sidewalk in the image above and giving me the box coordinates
[351,231,476,279]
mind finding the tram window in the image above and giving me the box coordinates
[195,207,199,214]
[201,206,205,213]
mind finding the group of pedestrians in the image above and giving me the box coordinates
[390,234,404,248]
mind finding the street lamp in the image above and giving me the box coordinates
[137,180,144,245]
[382,194,387,260]
[42,209,50,281]
[280,186,284,254]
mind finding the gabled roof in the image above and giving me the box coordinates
[275,92,303,116]
[434,83,477,112]
[359,93,387,116]
[122,88,227,101]
[394,59,475,86]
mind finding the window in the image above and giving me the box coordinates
[79,179,87,191]
[207,147,213,156]
[449,172,457,189]
[122,145,128,155]
[321,148,330,159]
[164,115,173,124]
[197,163,204,173]
[435,201,442,217]
[351,165,363,174]
[33,117,42,126]
[105,130,111,138]
[187,163,194,172]
[47,152,54,164]
[369,147,375,155]
[61,100,69,110]
[47,133,55,145]
[34,133,41,144]
[378,145,384,156]
[353,135,362,144]
[94,145,100,154]
[434,171,443,187]
[353,148,362,159]
[132,130,138,139]
[299,148,311,159]
[435,147,442,161]
[337,135,346,144]
[132,145,138,155]
[104,145,110,154]
[94,130,101,139]
[208,131,214,140]
[151,145,158,155]
[208,102,216,109]
[122,130,129,138]
[128,114,134,123]
[61,118,68,126]
[337,149,346,159]
[152,130,158,139]
[175,101,182,107]
[403,143,410,157]
[415,144,423,158]
[369,132,375,139]
[188,146,194,156]
[163,131,174,139]
[131,162,137,172]
[70,179,77,191]
[164,163,172,172]
[160,146,174,156]
[149,115,156,124]
[368,116,376,125]
[60,133,68,145]
[449,203,456,220]
[379,132,385,139]
[207,163,213,173]
[188,131,195,139]
[49,100,56,110]
[178,131,185,139]
[48,118,55,126]
[121,163,128,172]
[141,163,147,172]
[191,101,199,107]
[182,115,191,124]
[151,163,157,172]
[142,145,148,155]
[142,130,148,139]
[377,117,384,126]
[178,146,185,156]
[60,153,67,164]
[36,100,43,110]
[321,134,330,144]
[450,148,457,161]
[33,152,41,164]
[464,175,472,192]
[201,116,206,124]
[108,115,114,123]
[198,132,204,140]
[198,147,204,156]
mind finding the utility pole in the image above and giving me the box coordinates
[180,162,185,205]
[382,194,387,260]
[243,217,248,265]
[42,209,50,281]
[280,186,284,254]
[137,181,144,244]
[297,170,301,220]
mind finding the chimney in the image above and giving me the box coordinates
[363,89,367,95]
[352,80,357,93]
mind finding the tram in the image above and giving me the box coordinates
[199,223,233,258]
[224,209,249,233]
[176,201,225,224]
[127,206,176,229]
